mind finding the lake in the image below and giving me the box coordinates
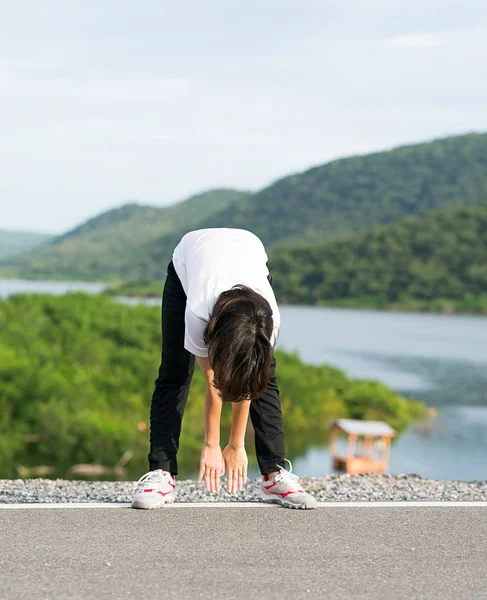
[2,280,486,481]
[0,279,105,297]
[279,306,487,482]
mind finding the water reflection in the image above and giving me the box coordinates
[293,406,487,481]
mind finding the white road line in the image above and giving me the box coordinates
[0,501,486,509]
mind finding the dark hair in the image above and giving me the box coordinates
[203,285,274,403]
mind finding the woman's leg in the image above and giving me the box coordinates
[249,352,286,475]
[148,261,195,476]
[249,266,285,475]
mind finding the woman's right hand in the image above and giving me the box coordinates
[198,443,225,493]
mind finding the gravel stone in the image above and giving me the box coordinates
[0,475,486,504]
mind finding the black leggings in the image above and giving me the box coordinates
[148,260,286,476]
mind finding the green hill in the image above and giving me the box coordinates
[198,132,487,247]
[114,132,487,281]
[0,230,53,260]
[1,189,250,280]
[3,132,487,282]
[269,200,487,311]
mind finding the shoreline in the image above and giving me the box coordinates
[2,277,487,317]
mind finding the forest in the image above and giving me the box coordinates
[195,132,487,247]
[269,200,487,310]
[104,200,487,314]
[0,293,425,480]
[2,133,487,283]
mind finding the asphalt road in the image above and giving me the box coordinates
[1,505,486,600]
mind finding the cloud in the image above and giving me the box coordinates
[0,61,190,102]
[47,119,114,138]
[383,33,441,48]
[1,1,487,231]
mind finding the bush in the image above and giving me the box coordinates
[0,293,425,479]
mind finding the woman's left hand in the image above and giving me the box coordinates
[222,444,248,494]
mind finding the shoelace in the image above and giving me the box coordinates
[274,458,302,491]
[132,469,168,493]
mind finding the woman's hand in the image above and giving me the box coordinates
[198,443,225,493]
[222,444,248,494]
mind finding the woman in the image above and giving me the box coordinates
[132,228,317,509]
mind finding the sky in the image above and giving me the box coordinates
[1,1,486,233]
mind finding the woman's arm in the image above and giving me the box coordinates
[229,400,251,447]
[196,356,249,494]
[223,400,250,494]
[196,357,223,492]
[196,356,251,446]
[196,357,222,446]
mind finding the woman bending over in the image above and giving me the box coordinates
[132,228,317,510]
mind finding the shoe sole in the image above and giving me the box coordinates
[257,489,317,510]
[131,495,175,510]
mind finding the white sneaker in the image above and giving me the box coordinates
[131,469,176,509]
[258,459,318,509]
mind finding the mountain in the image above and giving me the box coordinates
[120,132,487,281]
[0,230,53,260]
[268,200,487,306]
[3,132,487,282]
[1,189,250,280]
[191,132,487,247]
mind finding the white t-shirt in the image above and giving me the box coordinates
[172,228,280,357]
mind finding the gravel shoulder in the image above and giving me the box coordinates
[1,474,486,504]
